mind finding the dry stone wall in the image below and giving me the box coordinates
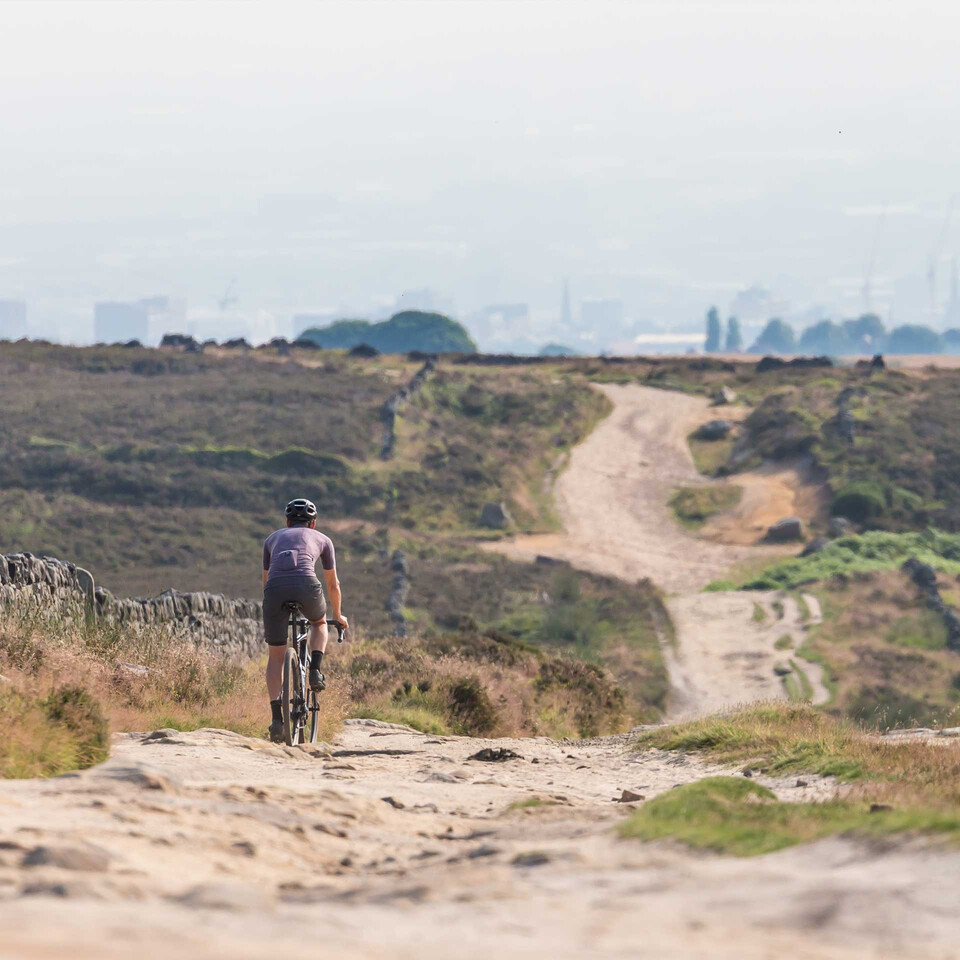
[0,552,263,658]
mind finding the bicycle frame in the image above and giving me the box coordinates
[281,609,345,745]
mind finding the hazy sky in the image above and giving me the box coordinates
[2,0,959,342]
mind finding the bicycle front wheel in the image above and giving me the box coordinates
[280,646,303,746]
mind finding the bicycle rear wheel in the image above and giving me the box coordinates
[280,646,303,746]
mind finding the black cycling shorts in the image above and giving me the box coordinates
[262,578,327,646]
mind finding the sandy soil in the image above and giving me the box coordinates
[700,457,829,546]
[666,591,829,719]
[4,720,959,960]
[484,384,795,593]
[485,384,825,718]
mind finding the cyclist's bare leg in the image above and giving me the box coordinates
[308,620,328,655]
[266,645,285,700]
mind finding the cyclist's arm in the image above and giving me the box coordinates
[323,567,347,628]
[263,569,269,590]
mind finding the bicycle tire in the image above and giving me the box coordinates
[307,689,321,743]
[280,646,302,746]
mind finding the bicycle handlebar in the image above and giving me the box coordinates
[326,619,346,643]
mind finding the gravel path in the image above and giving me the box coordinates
[2,721,956,960]
[485,383,820,718]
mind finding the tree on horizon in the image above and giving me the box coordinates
[705,306,722,353]
[749,318,796,354]
[724,316,743,352]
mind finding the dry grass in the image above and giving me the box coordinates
[797,571,960,729]
[635,701,960,808]
[0,606,632,778]
[332,631,628,739]
[669,485,742,528]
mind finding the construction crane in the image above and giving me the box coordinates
[928,196,956,319]
[861,207,886,314]
[218,278,238,314]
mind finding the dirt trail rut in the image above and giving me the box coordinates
[3,721,958,960]
[487,383,827,717]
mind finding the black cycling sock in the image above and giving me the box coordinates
[310,650,324,671]
[270,698,283,721]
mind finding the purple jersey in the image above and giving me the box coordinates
[262,527,336,583]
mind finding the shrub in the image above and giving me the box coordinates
[832,482,887,523]
[42,685,110,768]
[446,676,498,735]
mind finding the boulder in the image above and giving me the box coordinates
[800,537,829,557]
[711,386,737,406]
[694,419,733,441]
[828,516,854,538]
[349,343,380,358]
[766,517,805,542]
[535,555,569,567]
[22,845,112,872]
[479,502,512,529]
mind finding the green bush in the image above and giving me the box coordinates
[42,685,110,768]
[741,530,960,590]
[832,482,886,523]
[447,677,498,735]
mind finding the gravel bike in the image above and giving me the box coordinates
[280,602,344,746]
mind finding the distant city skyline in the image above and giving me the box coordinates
[2,2,959,349]
[4,260,960,353]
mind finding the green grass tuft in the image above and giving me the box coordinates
[740,530,960,591]
[669,485,742,529]
[619,776,960,856]
[508,796,560,810]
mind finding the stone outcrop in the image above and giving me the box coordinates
[479,502,513,529]
[711,386,737,406]
[766,517,805,542]
[380,359,435,459]
[385,550,409,638]
[0,552,263,658]
[694,419,733,441]
[902,557,960,652]
[828,516,854,538]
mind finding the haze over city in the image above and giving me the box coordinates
[2,0,960,351]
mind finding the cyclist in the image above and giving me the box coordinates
[262,498,348,742]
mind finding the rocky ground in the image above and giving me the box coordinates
[4,719,960,960]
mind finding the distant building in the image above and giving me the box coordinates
[471,303,530,350]
[95,296,186,345]
[94,302,149,343]
[581,298,624,332]
[945,258,960,329]
[0,299,27,339]
[479,303,529,325]
[560,280,572,327]
[729,285,788,324]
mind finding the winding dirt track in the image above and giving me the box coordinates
[487,383,829,714]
